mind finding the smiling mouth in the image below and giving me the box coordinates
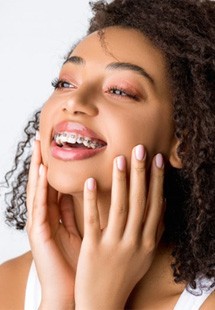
[54,132,107,149]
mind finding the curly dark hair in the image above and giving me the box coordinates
[1,110,40,229]
[2,0,215,291]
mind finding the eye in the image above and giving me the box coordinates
[107,86,139,101]
[51,78,75,90]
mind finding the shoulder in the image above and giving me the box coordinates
[0,251,32,310]
[201,290,215,310]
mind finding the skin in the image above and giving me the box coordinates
[0,27,215,309]
[40,27,181,234]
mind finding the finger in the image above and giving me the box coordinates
[31,164,49,238]
[106,156,128,239]
[155,198,166,244]
[83,178,100,240]
[26,136,42,227]
[60,195,81,237]
[47,185,60,234]
[123,145,146,239]
[156,206,165,245]
[142,154,165,244]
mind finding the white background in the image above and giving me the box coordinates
[0,0,94,264]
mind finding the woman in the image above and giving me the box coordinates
[0,0,214,309]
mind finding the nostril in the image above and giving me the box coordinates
[62,104,98,116]
[62,107,85,114]
[74,111,87,115]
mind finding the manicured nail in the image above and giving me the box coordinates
[36,131,40,141]
[39,164,44,176]
[155,153,164,169]
[135,145,145,161]
[116,156,126,171]
[87,178,96,191]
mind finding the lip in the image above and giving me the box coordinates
[53,121,106,141]
[51,121,107,161]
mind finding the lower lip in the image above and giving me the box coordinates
[51,141,106,161]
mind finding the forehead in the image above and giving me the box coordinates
[68,27,168,86]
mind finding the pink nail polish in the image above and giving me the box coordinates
[135,145,145,161]
[116,156,126,171]
[155,154,164,169]
[87,178,96,191]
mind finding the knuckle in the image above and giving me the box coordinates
[117,205,127,215]
[142,237,156,253]
[152,169,164,179]
[123,237,139,251]
[116,172,126,182]
[134,196,145,207]
[110,199,128,216]
[87,213,99,225]
[134,164,145,174]
[150,174,164,189]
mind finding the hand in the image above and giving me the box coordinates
[26,138,81,309]
[75,145,165,310]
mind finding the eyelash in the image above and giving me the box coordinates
[51,78,139,101]
[51,78,75,89]
[106,86,139,101]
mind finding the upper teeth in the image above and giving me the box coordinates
[54,132,104,149]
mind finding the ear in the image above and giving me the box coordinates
[169,138,183,169]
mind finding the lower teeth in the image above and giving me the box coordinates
[61,142,98,149]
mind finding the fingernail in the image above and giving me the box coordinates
[87,178,96,191]
[155,153,164,169]
[116,156,126,171]
[135,145,145,161]
[36,131,40,141]
[39,164,44,176]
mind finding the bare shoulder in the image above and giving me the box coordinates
[201,290,215,310]
[0,251,32,310]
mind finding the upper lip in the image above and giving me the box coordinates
[53,121,107,144]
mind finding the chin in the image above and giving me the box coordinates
[47,169,85,194]
[47,166,112,195]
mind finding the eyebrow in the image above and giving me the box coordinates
[64,56,85,65]
[106,62,154,84]
[64,56,154,84]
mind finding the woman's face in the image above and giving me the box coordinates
[40,27,178,194]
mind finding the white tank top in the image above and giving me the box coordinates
[24,262,215,310]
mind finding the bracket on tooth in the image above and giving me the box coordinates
[67,135,77,144]
[54,132,102,149]
[55,134,64,146]
[89,141,97,149]
[77,136,84,144]
[83,138,91,148]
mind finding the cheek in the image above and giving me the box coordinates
[108,109,174,162]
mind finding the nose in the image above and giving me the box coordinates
[62,86,99,117]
